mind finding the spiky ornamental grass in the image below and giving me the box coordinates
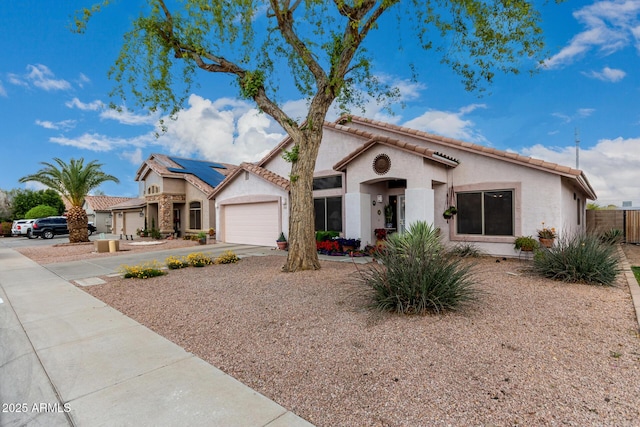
[358,221,478,315]
[533,233,620,286]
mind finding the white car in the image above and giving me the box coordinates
[11,219,35,236]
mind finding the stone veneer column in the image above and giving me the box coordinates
[159,194,174,235]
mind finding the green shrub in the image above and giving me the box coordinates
[533,233,620,286]
[24,204,58,219]
[215,250,240,264]
[358,221,478,314]
[448,242,483,258]
[186,252,214,267]
[599,228,623,245]
[165,255,189,270]
[1,221,12,236]
[119,260,166,279]
[316,230,339,241]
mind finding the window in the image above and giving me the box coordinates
[189,201,202,229]
[313,175,342,190]
[457,190,513,236]
[314,197,342,232]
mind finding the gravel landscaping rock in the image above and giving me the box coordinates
[74,250,640,427]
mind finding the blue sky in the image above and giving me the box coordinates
[1,1,639,207]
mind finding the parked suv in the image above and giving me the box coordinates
[29,217,68,239]
[11,219,35,236]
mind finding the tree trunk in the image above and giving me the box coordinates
[67,206,89,243]
[282,121,324,272]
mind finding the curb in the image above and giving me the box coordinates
[618,245,640,332]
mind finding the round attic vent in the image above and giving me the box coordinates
[373,154,391,175]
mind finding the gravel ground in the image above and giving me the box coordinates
[13,237,203,264]
[68,245,640,427]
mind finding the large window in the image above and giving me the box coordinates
[456,190,513,236]
[314,197,342,232]
[189,201,202,230]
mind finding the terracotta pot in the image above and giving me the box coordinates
[276,241,288,250]
[539,238,554,248]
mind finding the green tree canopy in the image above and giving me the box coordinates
[78,0,554,271]
[11,189,65,219]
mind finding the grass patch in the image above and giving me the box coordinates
[632,266,640,286]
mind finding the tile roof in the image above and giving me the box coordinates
[109,198,147,210]
[84,196,138,212]
[210,162,290,199]
[335,115,597,199]
[333,132,460,171]
[136,154,237,197]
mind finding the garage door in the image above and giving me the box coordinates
[124,212,145,236]
[223,202,279,246]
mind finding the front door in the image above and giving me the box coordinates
[398,195,406,234]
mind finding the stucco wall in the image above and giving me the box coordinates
[184,184,212,232]
[263,127,364,178]
[214,171,289,239]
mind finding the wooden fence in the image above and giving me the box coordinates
[586,210,640,243]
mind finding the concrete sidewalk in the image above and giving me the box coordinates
[0,245,314,427]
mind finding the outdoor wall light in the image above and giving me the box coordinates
[377,194,383,203]
[139,212,144,217]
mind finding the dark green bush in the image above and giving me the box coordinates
[533,233,620,286]
[1,221,12,236]
[358,221,478,314]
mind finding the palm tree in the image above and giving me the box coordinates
[19,158,119,243]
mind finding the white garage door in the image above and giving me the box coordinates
[124,212,145,236]
[224,202,279,247]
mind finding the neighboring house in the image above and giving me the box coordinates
[109,197,147,237]
[133,154,236,237]
[83,196,139,233]
[210,115,596,256]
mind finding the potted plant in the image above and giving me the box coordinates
[276,232,288,250]
[208,228,215,237]
[197,231,207,245]
[443,206,457,220]
[337,237,361,252]
[537,223,556,248]
[384,204,393,227]
[514,236,539,252]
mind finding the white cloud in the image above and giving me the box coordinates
[544,0,640,69]
[552,108,596,123]
[25,64,71,91]
[100,107,158,126]
[402,104,488,143]
[35,119,76,131]
[521,136,640,206]
[50,133,150,152]
[154,94,285,164]
[66,97,103,111]
[76,73,91,88]
[583,66,627,81]
[120,148,144,165]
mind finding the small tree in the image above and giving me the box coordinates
[78,0,551,271]
[19,158,119,243]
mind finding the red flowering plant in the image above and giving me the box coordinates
[374,228,388,240]
[316,240,340,254]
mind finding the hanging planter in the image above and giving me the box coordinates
[443,206,457,220]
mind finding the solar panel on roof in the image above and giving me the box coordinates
[168,157,227,188]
